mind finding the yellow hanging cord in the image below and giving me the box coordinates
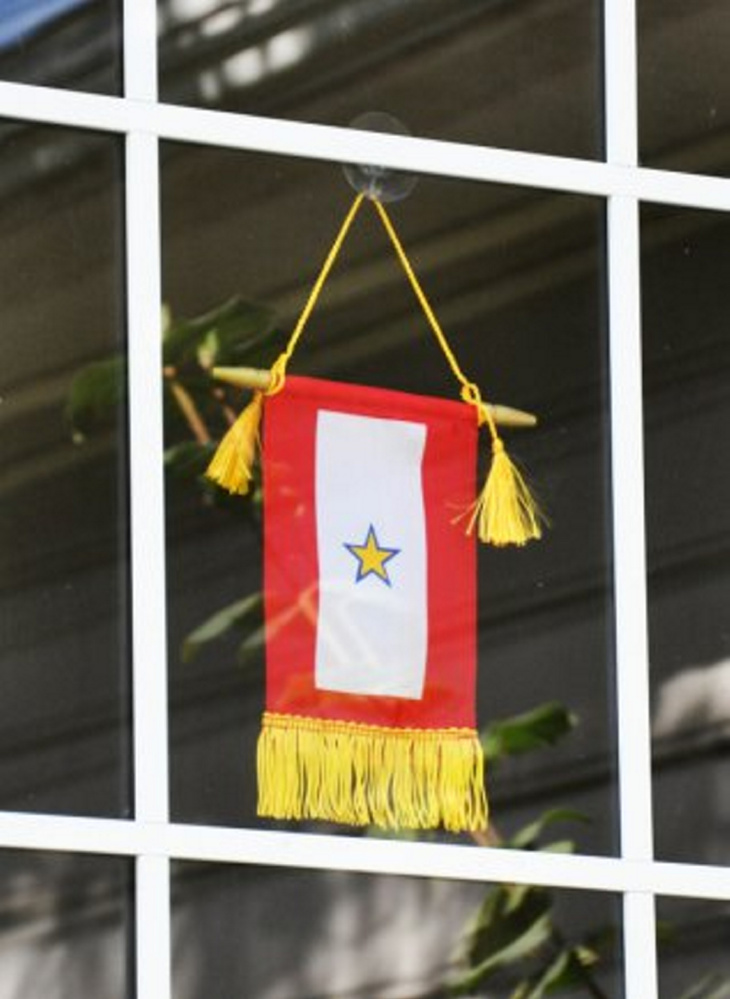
[267,192,366,395]
[205,194,365,494]
[371,198,543,547]
[372,200,484,419]
[270,193,485,422]
[209,191,543,544]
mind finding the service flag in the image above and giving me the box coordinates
[257,376,488,831]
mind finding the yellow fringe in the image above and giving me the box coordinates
[467,438,543,547]
[205,391,263,495]
[257,712,488,832]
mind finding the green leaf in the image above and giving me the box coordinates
[503,883,533,915]
[511,943,602,999]
[162,297,283,368]
[507,809,588,850]
[481,702,577,762]
[66,357,126,437]
[452,886,554,996]
[519,949,572,999]
[182,593,263,663]
[205,312,288,369]
[540,840,576,855]
[453,907,553,995]
[237,621,267,663]
[573,944,599,969]
[677,974,730,999]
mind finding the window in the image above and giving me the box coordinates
[1,1,730,997]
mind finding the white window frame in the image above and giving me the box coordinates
[2,1,730,997]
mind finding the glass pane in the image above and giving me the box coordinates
[162,143,616,855]
[158,0,601,160]
[658,897,730,998]
[173,862,623,998]
[639,0,730,176]
[642,204,730,864]
[0,850,131,999]
[0,120,129,816]
[0,1,122,94]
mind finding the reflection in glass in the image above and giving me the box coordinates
[0,120,130,816]
[158,0,601,159]
[658,897,730,999]
[0,0,122,94]
[639,1,730,176]
[642,204,730,864]
[173,862,622,999]
[162,144,616,855]
[0,850,131,999]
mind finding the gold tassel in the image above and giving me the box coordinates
[205,391,263,495]
[257,712,488,832]
[467,437,543,547]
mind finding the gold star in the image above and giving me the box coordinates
[344,525,400,586]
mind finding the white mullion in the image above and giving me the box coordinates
[623,893,658,999]
[634,165,730,211]
[123,0,158,102]
[124,3,171,999]
[126,132,168,828]
[605,0,653,872]
[126,128,169,812]
[605,1,658,998]
[151,101,614,197]
[3,810,730,902]
[127,129,172,999]
[606,203,653,858]
[607,194,658,996]
[604,0,639,167]
[2,80,730,211]
[136,856,172,999]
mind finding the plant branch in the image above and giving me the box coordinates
[470,824,502,848]
[551,927,611,999]
[165,371,212,444]
[212,385,240,427]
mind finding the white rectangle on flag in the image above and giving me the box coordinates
[314,410,428,699]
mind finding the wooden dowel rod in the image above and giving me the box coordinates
[213,366,272,391]
[211,366,538,428]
